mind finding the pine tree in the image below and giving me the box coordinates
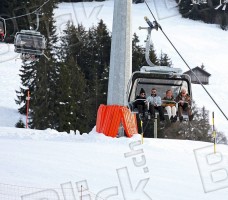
[132,33,144,72]
[55,20,112,133]
[84,20,111,129]
[91,19,111,107]
[216,131,227,144]
[159,51,172,67]
[56,22,89,132]
[15,118,25,128]
[178,0,193,17]
[189,106,212,141]
[177,0,228,30]
[54,59,88,133]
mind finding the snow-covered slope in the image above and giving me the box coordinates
[0,127,227,200]
[0,44,24,127]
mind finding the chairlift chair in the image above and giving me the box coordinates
[14,30,46,55]
[127,17,193,122]
[14,30,46,62]
[14,10,48,61]
[127,66,192,117]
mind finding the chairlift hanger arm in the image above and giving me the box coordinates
[138,17,162,67]
[34,11,41,31]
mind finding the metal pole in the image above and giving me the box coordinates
[107,0,132,106]
[26,90,30,128]
[35,12,40,31]
[212,112,216,154]
[154,113,158,138]
[141,119,144,144]
[81,185,82,200]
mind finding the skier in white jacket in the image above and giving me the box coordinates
[146,88,165,122]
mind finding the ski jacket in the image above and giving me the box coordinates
[176,93,191,106]
[146,95,162,106]
[134,95,146,107]
[162,96,176,107]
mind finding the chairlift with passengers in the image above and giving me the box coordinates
[0,17,6,42]
[14,11,47,62]
[14,30,46,59]
[127,17,193,121]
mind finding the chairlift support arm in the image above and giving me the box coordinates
[34,11,41,31]
[139,17,161,68]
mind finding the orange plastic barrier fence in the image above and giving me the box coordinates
[96,105,138,138]
[96,104,107,133]
[121,107,138,137]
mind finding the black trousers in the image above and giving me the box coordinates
[149,104,165,121]
[136,104,146,115]
[178,103,192,117]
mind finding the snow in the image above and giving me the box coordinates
[0,0,228,199]
[0,127,227,199]
[0,44,24,127]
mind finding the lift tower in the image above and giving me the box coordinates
[107,0,132,106]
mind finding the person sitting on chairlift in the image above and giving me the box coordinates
[147,88,165,122]
[133,88,147,119]
[176,88,194,122]
[0,28,4,42]
[162,89,177,123]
